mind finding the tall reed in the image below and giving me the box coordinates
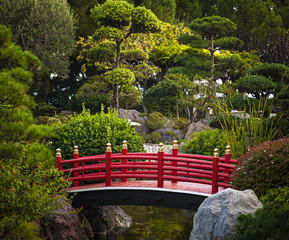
[216,98,281,158]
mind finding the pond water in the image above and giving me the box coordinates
[94,205,195,240]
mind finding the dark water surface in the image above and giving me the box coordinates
[95,205,195,240]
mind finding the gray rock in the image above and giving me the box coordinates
[82,206,132,237]
[118,108,147,124]
[118,108,149,134]
[190,188,263,240]
[153,128,184,143]
[185,120,212,141]
[41,200,91,240]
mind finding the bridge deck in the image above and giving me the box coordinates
[68,180,223,195]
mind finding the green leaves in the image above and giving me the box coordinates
[51,107,144,159]
[105,68,135,85]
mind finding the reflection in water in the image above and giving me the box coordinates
[94,205,195,240]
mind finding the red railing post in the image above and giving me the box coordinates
[105,143,112,186]
[122,140,128,182]
[157,143,164,188]
[212,148,219,194]
[56,148,62,171]
[172,140,178,183]
[224,145,231,185]
[73,146,79,187]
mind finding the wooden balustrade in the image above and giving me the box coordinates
[56,141,237,194]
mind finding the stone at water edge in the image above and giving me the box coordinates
[82,206,132,237]
[190,188,263,240]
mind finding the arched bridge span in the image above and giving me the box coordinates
[56,141,237,210]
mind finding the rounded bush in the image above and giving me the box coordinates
[147,112,166,130]
[183,129,227,157]
[234,206,289,240]
[261,186,289,208]
[232,138,289,197]
[51,107,144,159]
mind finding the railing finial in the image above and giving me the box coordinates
[158,143,164,152]
[173,140,178,149]
[213,148,219,158]
[225,145,231,155]
[56,148,61,157]
[74,146,79,155]
[106,143,112,152]
[122,140,127,149]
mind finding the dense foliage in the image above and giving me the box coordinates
[51,107,144,159]
[0,0,75,102]
[0,25,71,239]
[184,129,227,157]
[232,138,289,198]
[233,206,289,240]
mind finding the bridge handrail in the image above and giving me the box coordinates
[56,141,237,194]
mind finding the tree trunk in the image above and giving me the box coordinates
[210,34,215,80]
[41,75,50,103]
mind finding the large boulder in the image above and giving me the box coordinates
[152,128,184,143]
[190,188,263,240]
[185,120,212,141]
[41,201,92,240]
[82,206,132,237]
[118,108,149,134]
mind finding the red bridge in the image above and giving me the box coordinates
[57,141,237,210]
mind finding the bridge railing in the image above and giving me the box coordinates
[56,140,237,194]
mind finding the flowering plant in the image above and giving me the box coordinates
[232,138,289,197]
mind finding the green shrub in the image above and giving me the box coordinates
[0,156,70,239]
[35,116,61,126]
[172,117,190,132]
[234,206,289,240]
[151,132,161,143]
[183,129,227,157]
[260,187,289,208]
[232,138,289,198]
[147,112,166,130]
[51,107,144,159]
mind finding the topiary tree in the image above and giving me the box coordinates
[51,107,144,159]
[189,15,238,79]
[89,0,162,109]
[234,75,277,100]
[232,138,289,198]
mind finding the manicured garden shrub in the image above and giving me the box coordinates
[183,129,227,157]
[233,206,289,240]
[51,107,144,159]
[172,117,190,132]
[147,112,166,130]
[232,138,289,198]
[260,186,289,208]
